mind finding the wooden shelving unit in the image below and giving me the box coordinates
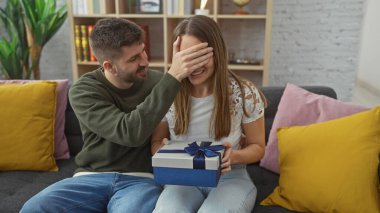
[67,0,272,86]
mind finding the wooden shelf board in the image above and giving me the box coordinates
[216,14,266,19]
[228,64,264,71]
[73,14,116,18]
[118,14,164,18]
[149,60,165,67]
[77,61,100,65]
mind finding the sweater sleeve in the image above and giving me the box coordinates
[69,73,180,147]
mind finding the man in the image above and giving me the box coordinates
[21,18,213,213]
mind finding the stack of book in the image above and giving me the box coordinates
[74,24,96,62]
[72,0,115,15]
[167,0,193,15]
[74,24,150,63]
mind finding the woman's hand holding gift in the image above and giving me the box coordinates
[221,142,233,175]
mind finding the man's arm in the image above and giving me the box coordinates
[151,121,170,155]
[69,73,179,147]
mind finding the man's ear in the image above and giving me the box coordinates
[103,60,114,74]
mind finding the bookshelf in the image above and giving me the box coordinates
[68,0,272,86]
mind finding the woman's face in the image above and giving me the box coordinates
[180,35,215,87]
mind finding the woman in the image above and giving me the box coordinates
[152,15,266,213]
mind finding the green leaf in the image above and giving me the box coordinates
[21,0,37,31]
[0,37,23,79]
[0,0,67,79]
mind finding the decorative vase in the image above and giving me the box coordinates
[233,0,251,15]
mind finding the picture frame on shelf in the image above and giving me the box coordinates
[138,0,161,13]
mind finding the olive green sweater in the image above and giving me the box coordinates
[69,68,180,174]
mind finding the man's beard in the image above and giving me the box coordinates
[117,65,148,84]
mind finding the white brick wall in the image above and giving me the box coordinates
[269,0,365,101]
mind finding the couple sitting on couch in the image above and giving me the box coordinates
[21,16,266,213]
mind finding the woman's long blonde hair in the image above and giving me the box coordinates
[172,15,265,140]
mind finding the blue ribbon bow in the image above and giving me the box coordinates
[185,141,224,169]
[158,141,224,170]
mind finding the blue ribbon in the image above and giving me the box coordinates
[158,141,224,169]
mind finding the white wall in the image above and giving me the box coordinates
[351,0,380,107]
[269,0,365,101]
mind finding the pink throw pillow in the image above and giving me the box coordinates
[0,80,70,160]
[260,83,368,173]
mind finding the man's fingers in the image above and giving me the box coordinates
[168,41,212,81]
[172,36,180,56]
[178,51,213,75]
[180,42,209,55]
[172,51,213,78]
[186,51,213,68]
[182,46,213,62]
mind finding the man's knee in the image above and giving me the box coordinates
[21,195,59,213]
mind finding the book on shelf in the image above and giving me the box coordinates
[167,0,193,15]
[139,25,151,60]
[74,25,83,62]
[86,0,93,15]
[80,25,90,62]
[183,0,193,15]
[87,25,97,62]
[72,0,112,15]
[126,0,138,13]
[74,24,98,63]
[92,0,100,14]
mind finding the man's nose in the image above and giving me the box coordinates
[139,51,149,66]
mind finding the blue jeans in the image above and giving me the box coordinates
[153,166,257,213]
[20,173,162,213]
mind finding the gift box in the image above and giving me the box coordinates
[152,141,224,187]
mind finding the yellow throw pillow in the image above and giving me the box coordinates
[0,82,58,171]
[261,106,380,213]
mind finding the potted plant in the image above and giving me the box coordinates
[0,0,67,80]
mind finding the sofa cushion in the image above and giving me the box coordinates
[0,82,58,171]
[261,106,380,212]
[260,83,368,173]
[0,79,70,160]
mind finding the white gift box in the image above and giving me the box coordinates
[152,141,224,187]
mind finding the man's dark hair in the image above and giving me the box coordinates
[89,18,144,63]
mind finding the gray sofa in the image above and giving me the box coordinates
[0,86,339,213]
